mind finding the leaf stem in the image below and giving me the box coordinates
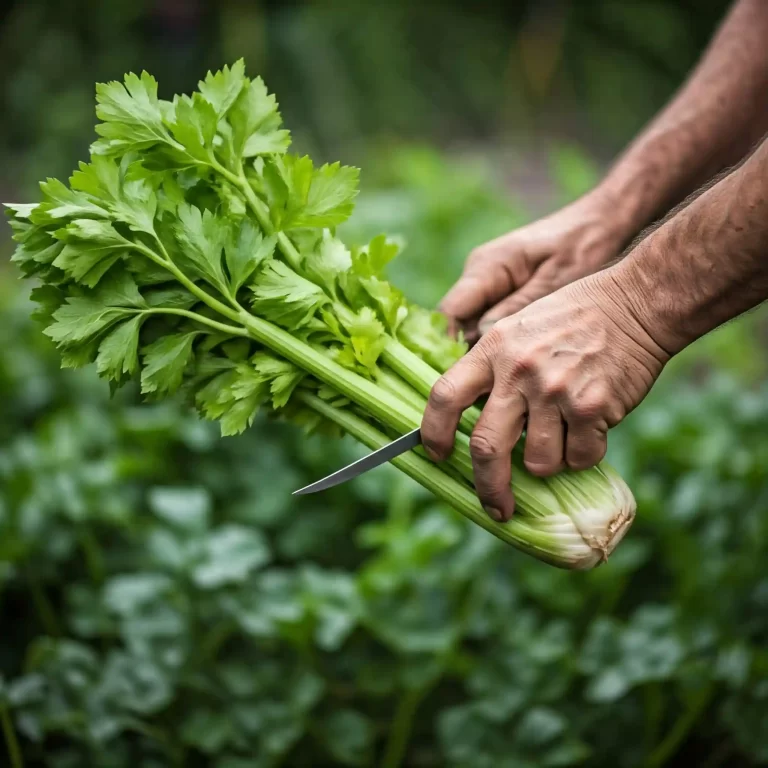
[142,308,248,336]
[131,240,244,327]
[0,700,23,768]
[379,687,425,768]
[25,571,60,637]
[646,683,714,768]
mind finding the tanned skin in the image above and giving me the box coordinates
[438,0,768,344]
[421,0,768,523]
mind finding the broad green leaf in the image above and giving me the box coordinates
[53,245,121,288]
[265,155,359,230]
[192,524,271,588]
[104,573,173,617]
[141,331,199,395]
[60,338,101,369]
[69,155,122,200]
[148,487,211,531]
[323,709,374,766]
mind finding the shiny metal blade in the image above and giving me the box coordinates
[292,428,422,495]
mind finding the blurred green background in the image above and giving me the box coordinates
[3,1,768,766]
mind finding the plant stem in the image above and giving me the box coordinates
[132,240,244,327]
[78,526,105,585]
[380,687,426,768]
[646,684,715,768]
[382,340,482,435]
[298,393,578,567]
[142,308,248,337]
[0,701,23,768]
[26,572,60,637]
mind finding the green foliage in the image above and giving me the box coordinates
[1,142,768,766]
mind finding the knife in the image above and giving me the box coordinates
[292,427,422,495]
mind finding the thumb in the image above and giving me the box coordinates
[478,266,558,334]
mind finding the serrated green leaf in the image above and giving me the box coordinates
[252,353,305,409]
[69,157,159,235]
[224,219,276,293]
[229,76,289,159]
[45,298,132,346]
[198,59,247,117]
[60,338,101,369]
[250,261,329,328]
[267,155,359,230]
[173,203,228,292]
[141,331,199,395]
[303,230,352,299]
[92,71,181,156]
[341,307,388,371]
[96,315,144,380]
[169,93,218,163]
[144,286,198,310]
[52,220,128,287]
[30,178,109,225]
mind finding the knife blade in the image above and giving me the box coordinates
[292,427,422,495]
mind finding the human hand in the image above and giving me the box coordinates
[421,270,669,522]
[439,190,635,345]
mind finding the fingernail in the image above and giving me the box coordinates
[483,506,503,522]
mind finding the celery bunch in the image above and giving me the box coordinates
[5,61,635,569]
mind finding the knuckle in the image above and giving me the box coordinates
[571,385,611,420]
[429,376,457,410]
[466,246,489,267]
[508,352,536,378]
[541,372,569,398]
[470,429,503,461]
[479,324,505,355]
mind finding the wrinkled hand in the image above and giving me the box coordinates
[421,273,668,522]
[440,191,633,344]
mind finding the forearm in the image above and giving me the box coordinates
[603,135,768,357]
[593,0,768,240]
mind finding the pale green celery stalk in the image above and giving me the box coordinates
[220,161,485,438]
[206,162,634,549]
[299,391,602,569]
[375,368,428,413]
[382,340,483,435]
[134,236,487,487]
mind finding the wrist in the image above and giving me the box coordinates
[590,166,660,245]
[582,256,677,364]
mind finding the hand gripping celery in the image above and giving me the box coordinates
[4,60,635,569]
